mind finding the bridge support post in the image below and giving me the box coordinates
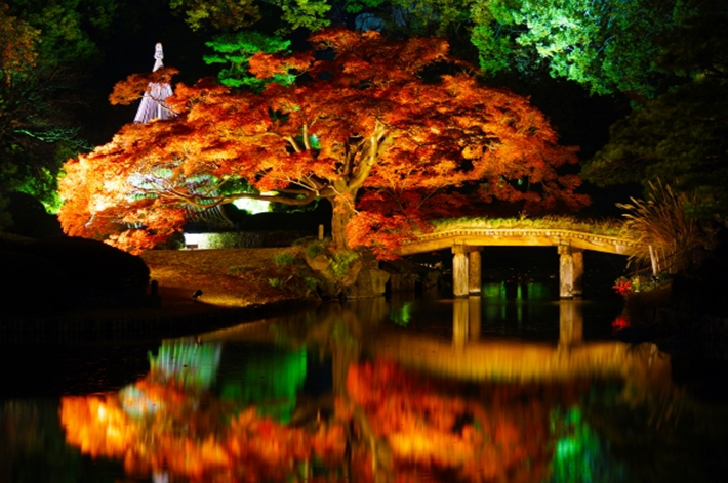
[453,246,482,297]
[452,246,470,297]
[558,246,583,298]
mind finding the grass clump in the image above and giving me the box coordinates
[268,277,289,289]
[432,215,628,237]
[617,181,706,273]
[273,252,296,266]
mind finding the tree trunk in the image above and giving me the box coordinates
[329,193,356,251]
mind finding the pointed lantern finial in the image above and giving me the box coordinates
[133,43,174,123]
[153,43,164,72]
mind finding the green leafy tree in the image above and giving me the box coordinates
[0,1,113,220]
[169,0,330,34]
[582,0,728,220]
[7,0,119,67]
[168,0,260,31]
[203,31,293,90]
[344,0,690,97]
[345,0,474,37]
[583,78,728,220]
[470,0,685,96]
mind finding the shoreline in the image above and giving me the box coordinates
[0,293,317,342]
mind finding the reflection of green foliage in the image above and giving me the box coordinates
[331,320,357,347]
[219,347,307,423]
[149,340,222,390]
[549,405,629,483]
[390,301,413,326]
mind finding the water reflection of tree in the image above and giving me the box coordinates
[55,300,728,482]
[342,360,619,482]
[60,339,347,482]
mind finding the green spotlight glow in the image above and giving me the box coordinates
[391,301,414,326]
[219,347,307,423]
[549,405,628,483]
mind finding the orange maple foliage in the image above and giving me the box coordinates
[58,28,588,257]
[346,361,586,483]
[61,377,347,482]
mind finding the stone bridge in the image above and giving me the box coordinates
[398,225,643,298]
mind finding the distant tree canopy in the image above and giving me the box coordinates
[582,0,728,221]
[58,29,588,258]
[168,0,331,34]
[0,0,126,226]
[341,0,691,97]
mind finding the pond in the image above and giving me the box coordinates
[2,281,728,482]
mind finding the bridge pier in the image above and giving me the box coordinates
[452,246,482,297]
[558,246,583,298]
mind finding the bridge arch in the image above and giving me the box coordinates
[398,227,641,298]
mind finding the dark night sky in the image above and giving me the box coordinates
[80,1,216,145]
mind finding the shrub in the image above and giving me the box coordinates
[303,276,318,294]
[199,231,266,249]
[331,251,361,278]
[268,277,288,289]
[273,252,295,266]
[306,243,326,259]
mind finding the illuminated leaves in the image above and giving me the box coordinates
[60,28,587,255]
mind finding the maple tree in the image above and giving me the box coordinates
[58,28,589,258]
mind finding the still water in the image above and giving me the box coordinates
[2,282,728,482]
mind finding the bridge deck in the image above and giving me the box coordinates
[399,227,641,256]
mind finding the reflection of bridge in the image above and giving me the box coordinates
[197,299,668,389]
[372,298,659,383]
[398,226,642,298]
